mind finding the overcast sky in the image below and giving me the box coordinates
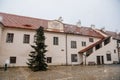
[0,0,120,32]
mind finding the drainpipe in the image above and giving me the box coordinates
[65,33,68,65]
[117,40,120,63]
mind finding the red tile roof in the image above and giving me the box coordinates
[0,12,104,38]
[0,12,48,30]
[78,36,111,53]
[104,31,120,40]
[64,24,104,38]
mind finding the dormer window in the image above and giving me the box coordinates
[23,24,32,27]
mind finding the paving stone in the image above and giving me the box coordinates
[0,64,120,80]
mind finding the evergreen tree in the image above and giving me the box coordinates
[27,26,48,71]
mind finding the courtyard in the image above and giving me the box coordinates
[0,64,120,80]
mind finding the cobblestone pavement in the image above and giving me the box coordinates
[0,64,120,80]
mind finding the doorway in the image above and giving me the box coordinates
[97,56,104,65]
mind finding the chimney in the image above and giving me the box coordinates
[58,16,63,22]
[0,16,3,22]
[76,20,81,27]
[91,24,95,29]
[101,27,105,32]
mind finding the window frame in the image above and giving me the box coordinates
[23,34,30,44]
[6,33,14,43]
[82,41,86,46]
[71,41,77,48]
[47,57,52,63]
[106,54,111,61]
[89,38,94,42]
[71,54,78,62]
[10,56,16,64]
[53,37,59,45]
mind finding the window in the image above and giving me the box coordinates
[95,44,102,50]
[71,41,77,48]
[10,57,16,64]
[23,34,30,43]
[82,41,86,46]
[114,50,116,53]
[106,54,111,61]
[89,38,94,42]
[53,37,59,45]
[34,35,37,42]
[86,48,93,56]
[47,57,52,63]
[104,37,110,45]
[71,54,78,62]
[6,33,14,43]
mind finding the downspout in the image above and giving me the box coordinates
[65,33,68,65]
[117,40,120,63]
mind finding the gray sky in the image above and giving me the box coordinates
[0,0,120,32]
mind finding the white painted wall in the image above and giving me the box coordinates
[84,37,119,65]
[45,32,66,65]
[66,34,100,65]
[0,27,101,67]
[0,28,35,67]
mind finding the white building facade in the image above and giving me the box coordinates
[0,12,119,67]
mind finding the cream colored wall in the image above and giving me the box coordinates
[45,32,67,65]
[85,37,119,65]
[0,28,67,66]
[45,32,100,65]
[66,34,100,65]
[0,27,101,67]
[0,28,35,67]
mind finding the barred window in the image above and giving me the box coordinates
[53,37,59,45]
[71,54,78,62]
[82,41,86,46]
[47,57,52,63]
[23,34,30,43]
[6,33,14,43]
[10,56,16,64]
[89,38,94,42]
[71,41,77,48]
[106,54,111,61]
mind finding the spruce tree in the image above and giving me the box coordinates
[27,26,48,71]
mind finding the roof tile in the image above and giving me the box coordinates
[0,12,104,38]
